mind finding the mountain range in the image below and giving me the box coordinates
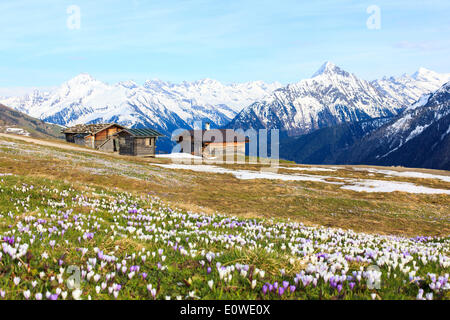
[0,75,281,149]
[335,81,450,170]
[227,62,450,136]
[1,62,449,165]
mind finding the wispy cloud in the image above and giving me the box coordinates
[0,0,449,86]
[393,41,444,51]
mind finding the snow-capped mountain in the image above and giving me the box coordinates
[371,67,450,107]
[336,81,450,170]
[227,62,450,135]
[0,74,281,139]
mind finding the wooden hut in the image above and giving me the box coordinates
[174,128,249,158]
[62,123,125,151]
[115,128,164,157]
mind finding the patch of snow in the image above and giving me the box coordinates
[355,168,450,183]
[152,164,450,194]
[5,127,30,136]
[407,93,431,111]
[441,125,450,141]
[405,124,428,143]
[153,164,339,184]
[341,179,450,194]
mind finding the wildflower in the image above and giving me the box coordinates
[262,285,268,295]
[416,289,424,300]
[13,277,20,286]
[72,289,82,300]
[35,293,42,300]
[251,280,257,289]
[208,280,214,289]
[23,290,31,299]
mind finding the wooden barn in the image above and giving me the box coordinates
[114,128,164,157]
[175,124,249,158]
[62,123,125,152]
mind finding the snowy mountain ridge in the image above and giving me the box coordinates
[227,62,450,135]
[1,62,449,146]
[333,81,450,170]
[0,74,281,137]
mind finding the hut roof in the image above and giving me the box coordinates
[62,123,124,134]
[116,128,164,137]
[176,129,249,143]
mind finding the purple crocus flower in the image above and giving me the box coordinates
[289,285,296,293]
[349,282,355,290]
[278,287,284,296]
[262,285,268,295]
[207,267,212,274]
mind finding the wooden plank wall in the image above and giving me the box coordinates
[134,137,156,156]
[118,136,134,155]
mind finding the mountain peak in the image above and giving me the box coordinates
[66,73,97,86]
[194,78,221,86]
[311,61,349,78]
[118,80,138,89]
[411,67,439,80]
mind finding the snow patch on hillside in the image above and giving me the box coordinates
[153,163,450,194]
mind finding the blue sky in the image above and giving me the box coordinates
[0,0,449,91]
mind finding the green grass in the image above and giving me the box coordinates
[0,135,449,300]
[0,174,449,300]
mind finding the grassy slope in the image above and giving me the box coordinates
[0,135,449,237]
[0,136,449,300]
[0,104,64,139]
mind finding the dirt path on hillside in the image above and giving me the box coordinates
[0,133,105,154]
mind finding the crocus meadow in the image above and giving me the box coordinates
[0,175,448,300]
